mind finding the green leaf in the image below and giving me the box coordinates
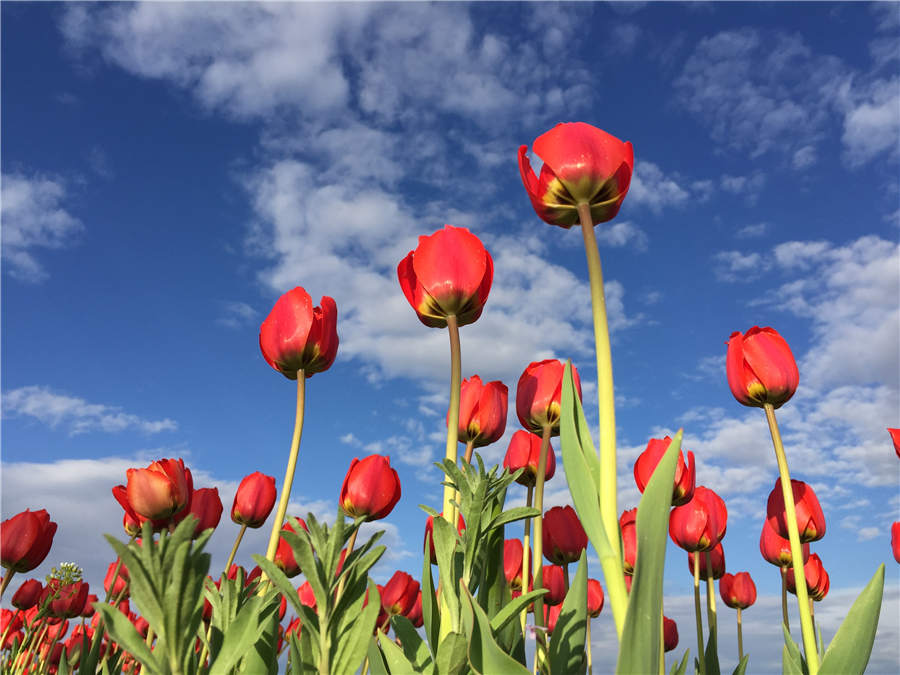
[378,628,420,673]
[93,603,158,672]
[208,595,277,675]
[421,540,441,655]
[332,579,382,675]
[367,638,390,675]
[782,625,805,675]
[459,583,531,675]
[616,431,683,675]
[549,551,589,674]
[489,589,547,635]
[485,507,540,532]
[704,625,720,675]
[560,362,614,564]
[732,654,749,675]
[432,517,462,631]
[252,554,306,616]
[392,614,435,674]
[669,649,690,675]
[435,632,468,675]
[819,564,884,674]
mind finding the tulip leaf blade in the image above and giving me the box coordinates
[485,506,540,531]
[435,632,468,675]
[669,649,690,675]
[93,602,158,672]
[432,516,463,631]
[208,595,278,675]
[818,564,884,675]
[460,582,531,675]
[367,638,390,675]
[421,534,441,654]
[781,625,805,675]
[489,588,547,635]
[615,431,683,675]
[732,654,750,675]
[704,624,721,675]
[548,550,589,674]
[378,627,420,673]
[252,554,306,617]
[392,615,436,674]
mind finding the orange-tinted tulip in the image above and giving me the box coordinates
[274,518,308,578]
[381,571,419,616]
[259,287,338,379]
[726,326,799,409]
[587,578,604,617]
[455,376,508,447]
[119,458,192,521]
[669,486,727,553]
[12,578,42,610]
[231,472,277,528]
[424,512,464,564]
[891,522,900,564]
[688,543,725,580]
[759,519,809,568]
[503,430,555,487]
[888,428,900,458]
[541,565,566,606]
[720,572,756,609]
[786,553,829,601]
[634,436,695,506]
[766,479,825,544]
[516,359,582,435]
[397,225,493,328]
[518,122,634,228]
[620,508,637,575]
[1,509,57,573]
[542,506,587,565]
[663,616,679,652]
[340,455,401,521]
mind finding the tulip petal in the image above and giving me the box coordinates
[412,226,487,316]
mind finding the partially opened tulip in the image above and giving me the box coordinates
[178,487,223,537]
[12,578,42,610]
[381,571,419,616]
[1,509,57,577]
[503,430,555,487]
[259,287,338,380]
[634,436,695,506]
[273,518,308,578]
[231,472,277,529]
[786,553,830,602]
[663,616,679,652]
[455,375,508,453]
[542,505,587,565]
[720,572,757,609]
[340,455,401,521]
[119,458,192,522]
[669,486,727,553]
[541,565,566,606]
[726,326,799,410]
[766,479,825,543]
[43,580,90,619]
[760,519,810,568]
[587,579,604,617]
[516,359,581,436]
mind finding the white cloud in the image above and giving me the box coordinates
[712,250,767,282]
[627,161,692,213]
[3,386,177,435]
[735,223,768,239]
[1,172,83,282]
[217,301,259,329]
[595,221,648,251]
[719,172,766,203]
[841,77,900,166]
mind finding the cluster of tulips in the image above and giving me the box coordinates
[2,121,892,674]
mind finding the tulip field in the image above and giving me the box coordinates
[2,4,898,675]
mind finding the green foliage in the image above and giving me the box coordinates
[703,625,721,675]
[781,625,807,675]
[669,649,690,675]
[818,564,885,674]
[732,654,750,675]
[548,551,589,674]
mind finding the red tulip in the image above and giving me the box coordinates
[669,486,727,553]
[103,560,129,598]
[516,360,582,435]
[620,508,637,575]
[340,455,402,521]
[179,487,223,537]
[298,581,317,610]
[455,376,508,447]
[1,628,21,651]
[259,287,338,379]
[688,544,725,580]
[542,506,587,565]
[891,522,899,564]
[634,436,696,506]
[786,553,830,601]
[231,472,277,528]
[397,225,493,328]
[541,565,566,606]
[888,428,900,458]
[381,571,419,616]
[12,578,42,610]
[274,518,308,578]
[1,509,57,573]
[503,539,531,591]
[503,430,555,487]
[759,520,809,568]
[1,608,22,636]
[726,326,799,409]
[663,616,679,652]
[518,122,634,228]
[623,574,633,593]
[42,580,90,618]
[720,572,756,609]
[81,594,99,618]
[543,603,563,634]
[587,579,604,617]
[116,458,192,521]
[766,479,825,544]
[406,590,423,628]
[424,512,465,564]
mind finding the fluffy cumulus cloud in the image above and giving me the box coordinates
[1,172,83,282]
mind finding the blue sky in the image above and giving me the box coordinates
[2,2,898,672]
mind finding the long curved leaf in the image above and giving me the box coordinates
[548,550,588,674]
[818,564,884,674]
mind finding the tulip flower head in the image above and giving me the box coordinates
[274,518,308,578]
[503,430,555,487]
[587,578,605,617]
[720,572,757,610]
[178,487,223,538]
[663,616,679,652]
[340,455,402,521]
[259,287,339,379]
[118,458,192,522]
[103,560,129,598]
[669,486,727,553]
[889,428,900,459]
[406,590,424,628]
[759,519,809,568]
[12,578,43,610]
[891,522,900,564]
[397,225,493,328]
[231,472,277,528]
[620,508,637,575]
[766,479,825,544]
[542,505,588,565]
[424,512,465,564]
[1,508,57,573]
[455,375,508,447]
[43,579,90,619]
[634,436,696,506]
[544,603,563,635]
[688,543,725,580]
[381,571,419,616]
[518,122,634,228]
[541,565,566,606]
[726,326,799,409]
[786,553,830,601]
[516,359,582,435]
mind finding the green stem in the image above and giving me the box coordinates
[705,552,717,635]
[764,403,819,675]
[262,371,307,578]
[0,569,14,599]
[520,485,534,637]
[587,619,593,675]
[224,524,248,575]
[781,566,790,632]
[693,557,705,675]
[737,607,744,661]
[442,314,462,525]
[577,202,625,636]
[531,424,553,671]
[658,606,665,675]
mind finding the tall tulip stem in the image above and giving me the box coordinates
[693,558,705,674]
[0,569,14,599]
[224,524,248,575]
[263,371,307,568]
[443,315,462,525]
[587,619,593,675]
[764,403,818,675]
[520,485,534,636]
[577,203,623,613]
[737,607,744,660]
[531,424,553,666]
[781,566,790,631]
[705,552,717,635]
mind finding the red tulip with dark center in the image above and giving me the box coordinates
[259,287,338,379]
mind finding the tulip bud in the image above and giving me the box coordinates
[541,565,566,606]
[178,487,223,537]
[634,437,695,506]
[455,376,508,447]
[231,472,277,528]
[381,571,419,616]
[889,428,900,459]
[719,572,757,610]
[12,578,43,610]
[663,616,679,652]
[587,579,604,618]
[688,544,725,580]
[1,509,57,573]
[726,326,799,409]
[259,287,339,379]
[786,553,829,601]
[516,359,582,435]
[518,122,634,227]
[620,508,637,575]
[340,455,401,521]
[103,560,130,599]
[423,512,465,564]
[892,522,900,564]
[542,506,587,565]
[274,518,308,578]
[669,486,727,553]
[503,430,555,487]
[766,479,825,544]
[397,225,494,329]
[759,520,809,568]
